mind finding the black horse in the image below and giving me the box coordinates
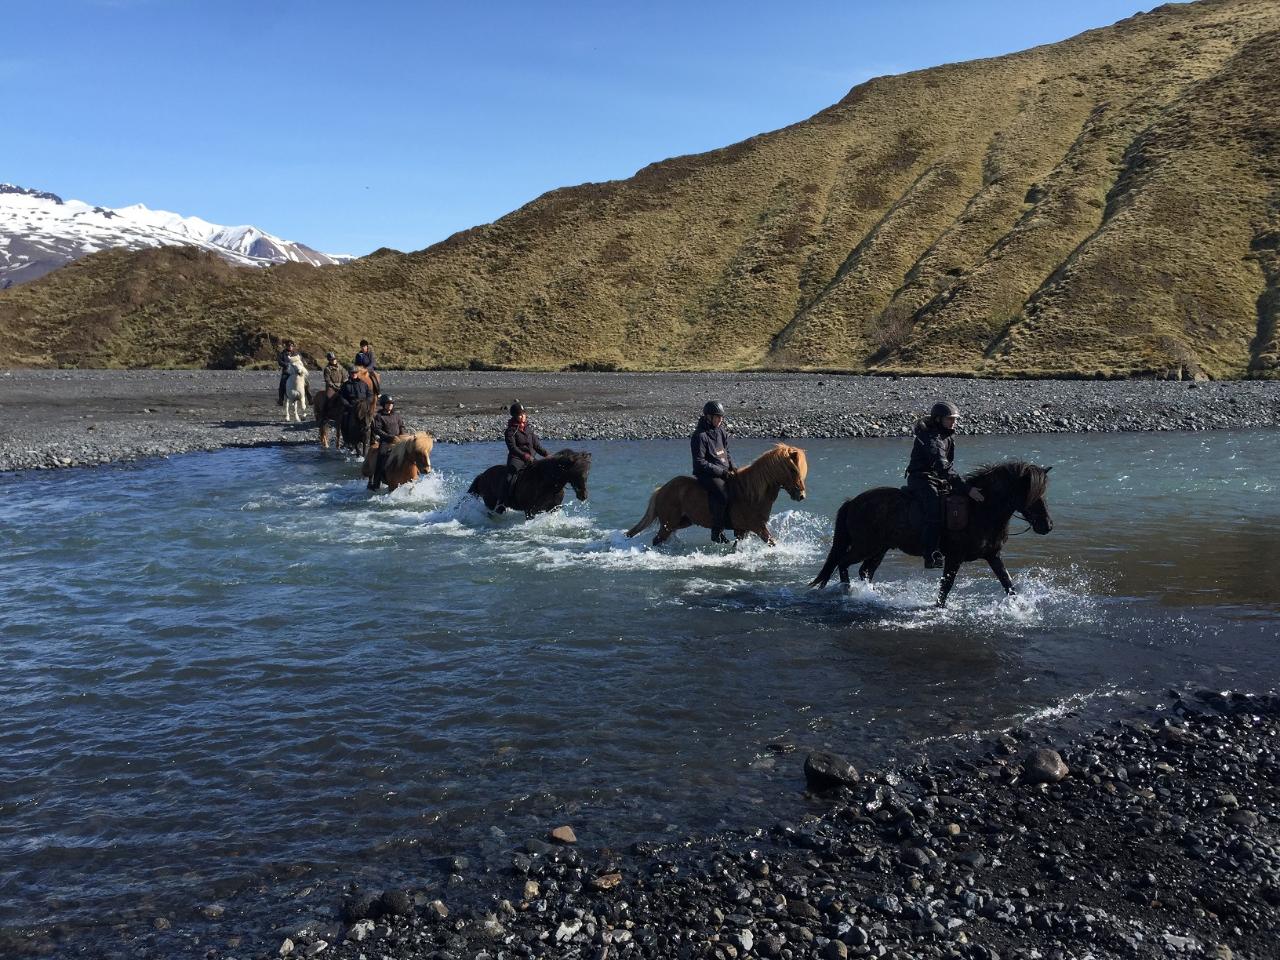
[810,461,1054,606]
[467,450,592,518]
[339,395,375,457]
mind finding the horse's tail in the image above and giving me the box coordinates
[625,488,661,538]
[809,501,853,589]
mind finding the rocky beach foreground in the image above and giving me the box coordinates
[16,691,1275,960]
[1,370,1278,472]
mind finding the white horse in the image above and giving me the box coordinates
[283,355,309,422]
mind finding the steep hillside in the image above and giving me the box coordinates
[2,0,1278,376]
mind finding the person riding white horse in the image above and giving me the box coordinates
[282,355,309,422]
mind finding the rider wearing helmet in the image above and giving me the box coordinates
[497,401,548,512]
[691,400,736,543]
[322,351,343,398]
[906,400,984,568]
[354,339,376,371]
[368,394,407,491]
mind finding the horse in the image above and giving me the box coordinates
[361,433,434,492]
[282,356,309,422]
[336,394,375,456]
[312,387,340,448]
[626,444,808,546]
[467,450,592,518]
[314,367,379,449]
[809,461,1054,607]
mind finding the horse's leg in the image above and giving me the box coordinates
[859,550,888,583]
[753,523,774,546]
[653,522,673,546]
[938,557,961,608]
[986,555,1016,595]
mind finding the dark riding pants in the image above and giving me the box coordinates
[696,474,730,531]
[278,371,289,404]
[371,447,390,487]
[908,474,946,558]
[501,456,527,505]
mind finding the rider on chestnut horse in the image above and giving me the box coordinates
[691,400,735,544]
[906,400,985,568]
[368,394,408,491]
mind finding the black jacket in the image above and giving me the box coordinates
[372,410,406,446]
[355,349,376,370]
[339,379,372,408]
[277,349,296,372]
[691,416,735,478]
[505,418,548,462]
[906,418,965,489]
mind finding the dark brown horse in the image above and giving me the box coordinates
[467,450,592,518]
[809,461,1054,607]
[336,395,375,456]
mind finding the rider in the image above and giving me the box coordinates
[691,400,735,544]
[906,400,984,569]
[355,339,376,371]
[322,352,343,398]
[338,365,373,439]
[368,394,407,491]
[276,339,298,406]
[497,401,548,513]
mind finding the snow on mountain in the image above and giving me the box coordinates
[0,183,353,287]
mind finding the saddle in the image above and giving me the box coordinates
[902,488,970,534]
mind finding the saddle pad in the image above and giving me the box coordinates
[946,494,969,532]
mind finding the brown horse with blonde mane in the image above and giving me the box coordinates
[626,444,808,546]
[360,433,434,492]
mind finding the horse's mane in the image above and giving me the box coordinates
[966,460,1049,506]
[736,444,807,500]
[384,433,433,470]
[544,449,591,476]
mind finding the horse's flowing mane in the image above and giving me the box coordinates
[384,433,433,471]
[966,460,1049,507]
[735,444,808,501]
[545,449,591,476]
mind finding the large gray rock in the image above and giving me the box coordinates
[1023,748,1070,784]
[804,751,860,791]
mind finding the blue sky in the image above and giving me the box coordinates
[6,0,1158,256]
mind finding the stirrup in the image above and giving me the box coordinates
[924,550,944,569]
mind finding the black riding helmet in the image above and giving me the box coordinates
[702,400,725,417]
[326,351,336,361]
[380,394,393,407]
[347,366,358,377]
[930,401,959,420]
[510,401,525,417]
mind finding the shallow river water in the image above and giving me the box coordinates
[2,431,1278,939]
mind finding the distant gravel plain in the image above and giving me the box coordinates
[1,369,1278,471]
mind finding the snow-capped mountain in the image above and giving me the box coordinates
[0,183,353,287]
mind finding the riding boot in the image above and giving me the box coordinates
[369,455,386,491]
[922,521,944,569]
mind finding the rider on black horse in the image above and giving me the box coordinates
[338,365,373,441]
[497,401,549,513]
[906,400,984,569]
[368,394,407,491]
[692,400,736,544]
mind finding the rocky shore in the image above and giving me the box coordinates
[1,370,1278,472]
[18,690,1275,960]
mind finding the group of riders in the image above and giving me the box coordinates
[691,398,976,566]
[277,338,975,563]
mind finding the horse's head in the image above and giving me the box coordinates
[779,445,808,501]
[290,356,307,375]
[553,449,591,501]
[1020,464,1054,534]
[413,433,434,473]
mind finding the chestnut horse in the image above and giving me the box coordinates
[809,461,1054,607]
[360,433,434,492]
[626,444,808,546]
[467,450,591,518]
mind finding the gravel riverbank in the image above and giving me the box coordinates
[18,690,1275,960]
[2,370,1278,472]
